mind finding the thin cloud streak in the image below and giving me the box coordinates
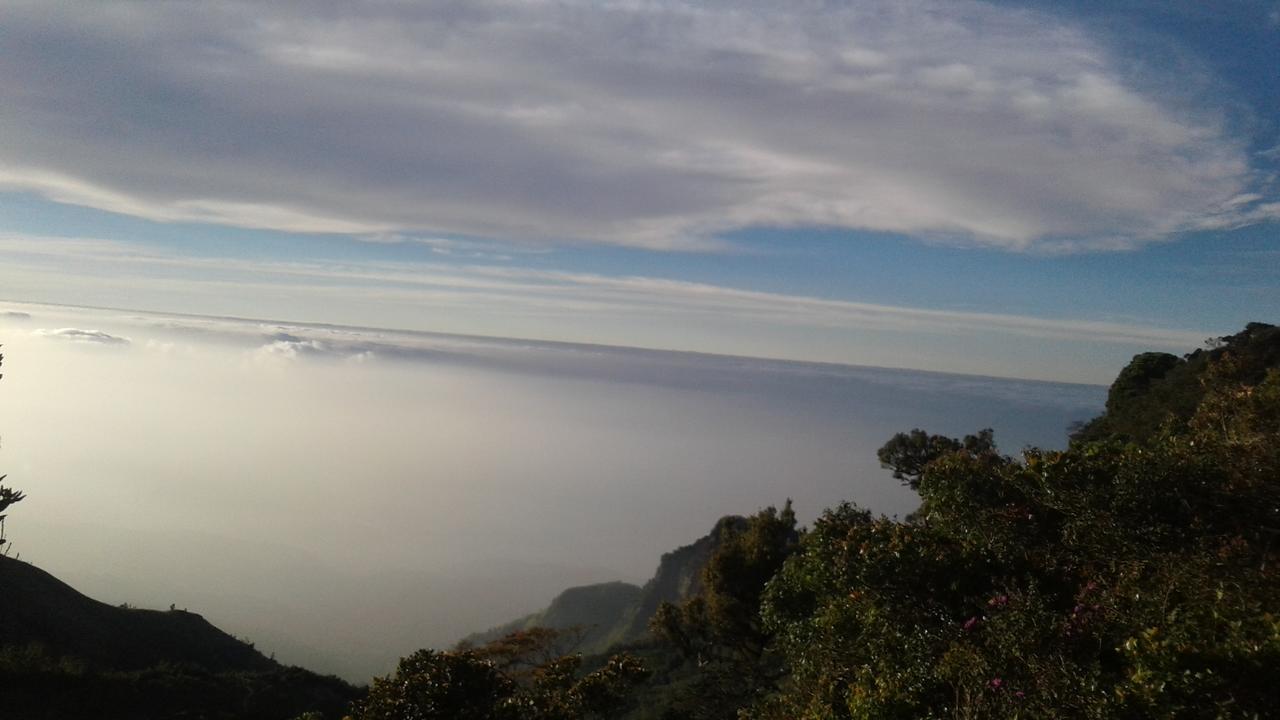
[0,1,1274,251]
[0,235,1207,357]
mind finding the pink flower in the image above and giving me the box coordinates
[963,616,980,631]
[988,678,1003,690]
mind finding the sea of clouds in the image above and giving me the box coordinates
[0,303,1104,679]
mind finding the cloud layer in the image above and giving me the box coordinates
[0,303,1104,678]
[0,1,1274,251]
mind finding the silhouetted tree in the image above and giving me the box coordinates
[0,346,24,555]
[876,427,998,490]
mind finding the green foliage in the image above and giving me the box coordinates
[355,628,649,720]
[750,354,1280,719]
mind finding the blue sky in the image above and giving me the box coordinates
[1,0,1277,383]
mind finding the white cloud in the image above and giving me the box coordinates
[249,334,330,364]
[32,328,131,345]
[0,1,1271,251]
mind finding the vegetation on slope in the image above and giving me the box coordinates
[756,373,1278,717]
[600,323,1280,719]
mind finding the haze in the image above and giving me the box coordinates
[0,302,1102,680]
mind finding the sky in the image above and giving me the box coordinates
[0,0,1277,383]
[0,302,1104,679]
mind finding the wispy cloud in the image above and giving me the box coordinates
[0,1,1273,251]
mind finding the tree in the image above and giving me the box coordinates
[0,346,23,556]
[876,427,998,490]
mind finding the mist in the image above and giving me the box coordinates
[0,302,1104,680]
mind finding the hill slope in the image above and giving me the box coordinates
[0,555,359,719]
[0,555,274,672]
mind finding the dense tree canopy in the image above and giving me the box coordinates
[355,628,648,720]
[748,362,1280,718]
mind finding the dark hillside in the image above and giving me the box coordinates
[0,555,360,719]
[0,555,273,672]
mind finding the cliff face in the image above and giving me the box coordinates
[616,515,745,641]
[458,515,746,654]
